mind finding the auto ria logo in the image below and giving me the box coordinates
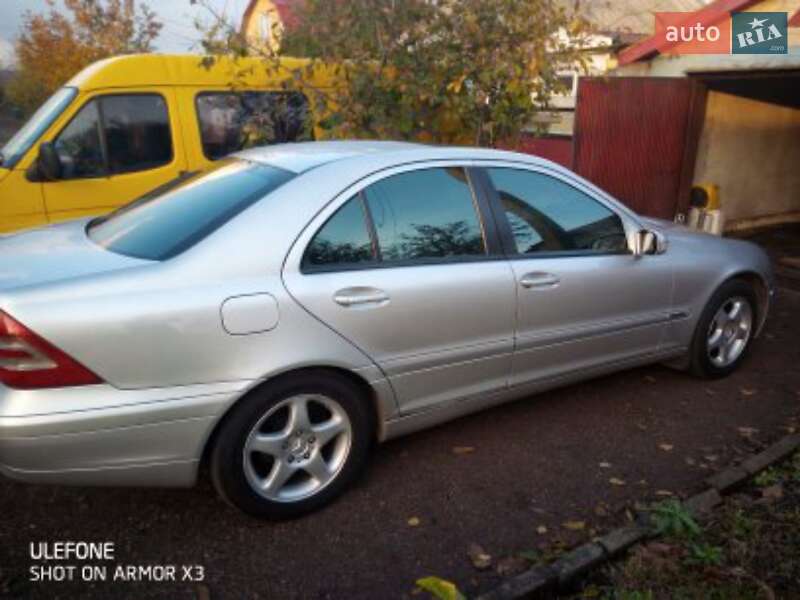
[654,11,788,55]
[732,12,787,54]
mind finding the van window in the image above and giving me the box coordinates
[54,94,172,179]
[102,95,172,174]
[1,87,77,169]
[54,100,105,179]
[196,91,312,160]
[88,159,294,261]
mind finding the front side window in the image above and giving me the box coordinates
[487,168,628,255]
[54,94,172,179]
[196,91,312,161]
[102,95,172,174]
[88,159,294,260]
[363,168,486,263]
[53,100,105,179]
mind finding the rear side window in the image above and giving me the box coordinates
[303,167,487,272]
[304,196,375,268]
[364,168,486,263]
[54,94,172,179]
[88,160,294,260]
[196,91,312,160]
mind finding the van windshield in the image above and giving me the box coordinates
[1,87,77,169]
[87,159,295,261]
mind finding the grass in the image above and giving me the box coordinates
[573,450,800,599]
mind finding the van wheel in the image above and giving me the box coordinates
[690,279,757,379]
[210,373,372,519]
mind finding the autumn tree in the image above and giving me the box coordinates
[8,0,162,113]
[198,0,588,146]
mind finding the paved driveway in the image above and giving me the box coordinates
[1,290,799,600]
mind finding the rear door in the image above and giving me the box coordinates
[42,90,188,223]
[573,77,705,221]
[282,163,517,416]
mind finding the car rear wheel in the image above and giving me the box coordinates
[210,372,372,519]
[690,279,757,378]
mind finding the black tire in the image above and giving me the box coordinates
[689,279,758,379]
[210,372,372,519]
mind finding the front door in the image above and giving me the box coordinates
[478,165,675,387]
[42,90,187,223]
[283,165,517,415]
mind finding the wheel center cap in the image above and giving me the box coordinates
[289,437,308,456]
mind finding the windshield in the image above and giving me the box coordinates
[1,87,78,169]
[87,159,295,261]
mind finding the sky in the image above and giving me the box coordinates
[0,0,253,67]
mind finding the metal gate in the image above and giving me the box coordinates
[573,77,706,220]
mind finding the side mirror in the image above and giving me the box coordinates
[37,142,63,181]
[633,229,665,257]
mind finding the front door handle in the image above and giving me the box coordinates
[519,272,560,289]
[333,287,390,307]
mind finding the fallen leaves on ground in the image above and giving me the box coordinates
[741,388,757,396]
[562,520,586,531]
[659,443,675,452]
[495,556,529,576]
[761,484,784,502]
[536,525,548,535]
[609,477,626,486]
[407,517,421,527]
[466,543,492,570]
[416,576,466,600]
[452,446,475,455]
[599,461,612,469]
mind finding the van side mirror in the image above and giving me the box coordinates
[37,142,63,181]
[632,229,665,257]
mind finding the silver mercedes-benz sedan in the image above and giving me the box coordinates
[0,141,774,518]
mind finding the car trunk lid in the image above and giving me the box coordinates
[0,219,152,293]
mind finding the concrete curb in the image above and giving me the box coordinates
[475,433,800,600]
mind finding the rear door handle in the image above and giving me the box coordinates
[519,272,560,289]
[333,287,390,307]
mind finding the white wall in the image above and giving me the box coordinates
[693,90,800,227]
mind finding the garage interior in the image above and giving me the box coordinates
[689,69,800,288]
[691,69,800,231]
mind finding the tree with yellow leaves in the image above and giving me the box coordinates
[198,0,589,147]
[8,0,162,114]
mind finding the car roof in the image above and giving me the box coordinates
[234,140,552,173]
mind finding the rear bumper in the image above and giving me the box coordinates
[0,381,246,487]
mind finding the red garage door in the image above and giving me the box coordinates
[573,77,706,220]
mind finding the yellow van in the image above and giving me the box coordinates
[0,54,334,233]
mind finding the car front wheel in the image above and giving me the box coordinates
[690,279,758,378]
[210,372,372,519]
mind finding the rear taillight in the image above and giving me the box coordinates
[0,310,103,389]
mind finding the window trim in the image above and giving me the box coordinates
[51,92,174,180]
[194,90,313,162]
[300,165,503,275]
[476,165,633,259]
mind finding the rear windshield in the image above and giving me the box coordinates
[87,159,294,260]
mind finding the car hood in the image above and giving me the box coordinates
[0,219,152,293]
[0,167,10,184]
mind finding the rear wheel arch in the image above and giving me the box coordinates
[200,366,381,470]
